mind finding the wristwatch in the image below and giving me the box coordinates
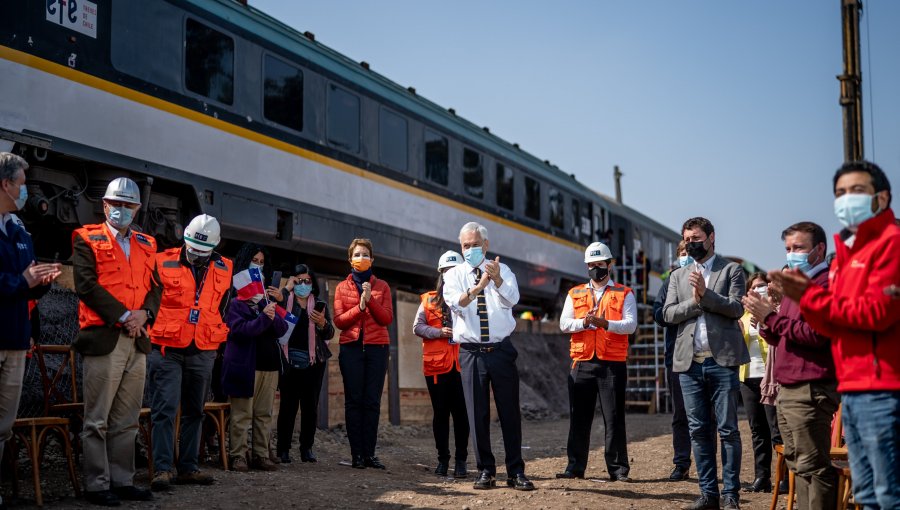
[144,309,154,322]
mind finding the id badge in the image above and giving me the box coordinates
[188,308,200,324]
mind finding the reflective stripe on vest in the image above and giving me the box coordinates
[419,291,460,379]
[148,248,232,350]
[568,283,632,363]
[74,224,156,330]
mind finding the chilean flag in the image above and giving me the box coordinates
[232,268,265,301]
[275,305,299,351]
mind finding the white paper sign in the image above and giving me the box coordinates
[46,0,98,39]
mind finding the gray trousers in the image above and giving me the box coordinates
[0,349,26,498]
[81,332,146,491]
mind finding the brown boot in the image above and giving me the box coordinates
[174,470,215,485]
[251,455,279,471]
[230,455,248,472]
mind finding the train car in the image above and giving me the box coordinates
[0,0,680,313]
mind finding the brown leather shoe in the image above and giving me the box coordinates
[251,455,279,471]
[174,470,215,485]
[230,456,248,472]
[150,471,172,492]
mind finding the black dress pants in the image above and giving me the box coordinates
[459,339,524,477]
[425,370,469,463]
[339,343,389,458]
[740,377,780,480]
[668,368,692,469]
[277,361,327,453]
[566,358,630,477]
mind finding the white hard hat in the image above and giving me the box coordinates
[584,242,613,263]
[438,250,463,270]
[102,177,141,205]
[183,214,221,253]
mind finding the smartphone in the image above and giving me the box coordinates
[271,270,283,287]
[314,300,326,313]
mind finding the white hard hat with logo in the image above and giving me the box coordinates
[102,177,141,205]
[584,242,613,263]
[438,250,463,270]
[183,214,221,253]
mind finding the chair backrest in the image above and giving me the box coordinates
[831,403,844,448]
[34,344,80,416]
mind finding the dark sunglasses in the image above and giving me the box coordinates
[295,278,313,285]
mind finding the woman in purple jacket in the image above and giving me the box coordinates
[222,288,287,472]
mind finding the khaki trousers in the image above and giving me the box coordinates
[228,370,278,459]
[81,332,146,491]
[776,381,840,510]
[0,349,26,496]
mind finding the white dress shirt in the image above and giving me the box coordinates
[559,280,637,335]
[693,254,716,353]
[442,259,520,343]
[106,221,132,260]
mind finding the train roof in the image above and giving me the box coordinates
[192,0,679,240]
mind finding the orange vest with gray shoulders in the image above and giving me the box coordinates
[567,283,632,362]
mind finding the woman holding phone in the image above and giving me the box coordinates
[275,264,334,464]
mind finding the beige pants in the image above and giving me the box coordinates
[81,332,146,491]
[0,349,26,498]
[229,370,278,459]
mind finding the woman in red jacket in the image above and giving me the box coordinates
[333,238,394,469]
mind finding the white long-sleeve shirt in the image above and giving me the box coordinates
[559,280,637,335]
[442,259,519,343]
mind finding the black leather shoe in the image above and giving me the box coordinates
[364,456,386,469]
[453,460,467,479]
[743,477,772,493]
[84,490,121,507]
[555,470,585,479]
[669,465,689,481]
[778,479,789,494]
[507,474,535,491]
[300,449,317,463]
[682,495,720,510]
[611,474,632,482]
[435,461,449,476]
[111,486,153,501]
[351,455,366,469]
[278,451,292,464]
[723,495,741,510]
[473,470,496,490]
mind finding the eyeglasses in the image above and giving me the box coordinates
[295,278,312,284]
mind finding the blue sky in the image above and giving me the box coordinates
[250,0,900,271]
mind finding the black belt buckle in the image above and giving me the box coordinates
[462,343,498,353]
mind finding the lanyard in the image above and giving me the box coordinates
[194,264,210,306]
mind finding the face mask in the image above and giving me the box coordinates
[463,246,484,267]
[677,255,694,268]
[249,262,263,272]
[588,266,608,282]
[185,247,210,266]
[834,193,878,228]
[5,182,27,211]
[247,293,264,305]
[754,286,768,299]
[294,283,312,298]
[351,257,372,272]
[786,251,814,274]
[107,206,134,229]
[686,240,708,261]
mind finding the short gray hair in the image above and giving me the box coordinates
[459,221,489,241]
[0,152,28,183]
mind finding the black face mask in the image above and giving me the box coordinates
[686,241,708,261]
[589,266,608,282]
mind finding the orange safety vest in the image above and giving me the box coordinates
[568,283,632,364]
[73,223,157,330]
[149,248,232,350]
[419,291,460,381]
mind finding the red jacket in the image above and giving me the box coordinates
[333,274,393,345]
[800,209,900,392]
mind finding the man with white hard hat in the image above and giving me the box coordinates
[556,241,636,481]
[73,177,157,505]
[147,214,233,490]
[413,250,469,479]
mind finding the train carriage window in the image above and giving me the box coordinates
[185,18,234,105]
[496,163,514,210]
[425,129,449,186]
[379,108,408,172]
[263,55,304,132]
[463,148,483,199]
[524,176,541,221]
[571,198,581,237]
[327,84,360,153]
[549,188,564,229]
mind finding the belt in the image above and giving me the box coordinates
[459,338,509,353]
[693,350,713,363]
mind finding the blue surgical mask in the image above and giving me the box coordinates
[786,252,814,274]
[293,283,312,298]
[677,255,694,268]
[834,193,877,228]
[249,262,263,272]
[463,246,484,267]
[6,183,27,210]
[107,206,134,229]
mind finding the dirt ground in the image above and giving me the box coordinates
[6,413,788,510]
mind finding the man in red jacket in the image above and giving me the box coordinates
[771,161,900,510]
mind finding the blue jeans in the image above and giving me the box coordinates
[842,391,900,510]
[149,348,216,474]
[679,358,742,499]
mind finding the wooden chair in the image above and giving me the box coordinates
[173,402,230,471]
[138,407,154,481]
[34,344,82,417]
[8,417,81,506]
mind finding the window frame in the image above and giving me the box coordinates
[325,82,361,154]
[523,175,541,222]
[183,16,236,106]
[261,51,305,133]
[549,187,565,230]
[424,128,450,187]
[495,162,515,211]
[378,106,408,172]
[461,146,484,200]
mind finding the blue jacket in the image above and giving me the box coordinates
[221,299,288,398]
[0,215,50,350]
[653,272,677,369]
